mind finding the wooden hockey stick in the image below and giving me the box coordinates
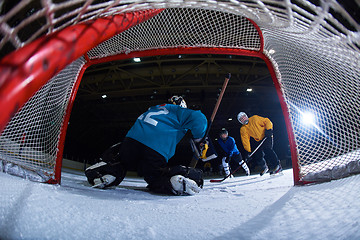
[189,73,231,168]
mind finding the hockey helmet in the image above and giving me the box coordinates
[169,95,187,108]
[237,112,249,125]
[219,128,228,140]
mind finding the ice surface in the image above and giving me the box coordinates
[1,169,359,240]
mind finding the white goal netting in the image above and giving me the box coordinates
[0,0,359,184]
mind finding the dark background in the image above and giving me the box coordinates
[63,54,291,171]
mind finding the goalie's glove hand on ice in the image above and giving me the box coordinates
[265,129,273,138]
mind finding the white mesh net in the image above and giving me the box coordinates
[0,0,359,183]
[0,57,86,182]
[87,8,261,58]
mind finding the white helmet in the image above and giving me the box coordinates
[169,95,187,108]
[237,112,249,125]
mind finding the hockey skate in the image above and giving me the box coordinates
[222,174,234,182]
[170,175,201,195]
[270,165,283,175]
[260,166,269,176]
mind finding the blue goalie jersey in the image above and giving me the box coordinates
[126,104,207,161]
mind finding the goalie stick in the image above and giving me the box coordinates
[189,73,231,168]
[209,137,268,183]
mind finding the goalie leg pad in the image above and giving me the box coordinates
[85,161,126,188]
[145,165,204,195]
[93,174,117,189]
[168,165,204,188]
[170,175,201,195]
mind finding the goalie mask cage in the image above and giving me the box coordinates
[0,1,359,185]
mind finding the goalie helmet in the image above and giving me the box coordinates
[169,95,187,108]
[237,112,249,125]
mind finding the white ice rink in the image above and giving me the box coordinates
[1,168,359,240]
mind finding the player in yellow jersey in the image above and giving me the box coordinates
[237,112,282,176]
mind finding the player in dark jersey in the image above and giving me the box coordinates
[217,129,250,177]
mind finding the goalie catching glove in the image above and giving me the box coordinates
[190,138,207,159]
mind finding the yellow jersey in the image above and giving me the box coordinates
[240,115,273,152]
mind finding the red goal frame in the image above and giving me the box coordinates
[0,10,299,185]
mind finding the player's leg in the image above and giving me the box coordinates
[262,137,282,174]
[232,153,250,176]
[139,146,204,195]
[221,156,232,177]
[85,138,136,188]
[85,161,126,188]
[251,138,268,176]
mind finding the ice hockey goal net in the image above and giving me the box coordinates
[0,1,359,185]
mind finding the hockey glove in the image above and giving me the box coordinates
[192,137,209,160]
[244,153,251,163]
[265,129,273,138]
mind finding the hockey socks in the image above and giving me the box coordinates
[239,160,250,176]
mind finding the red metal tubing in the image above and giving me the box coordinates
[0,9,164,136]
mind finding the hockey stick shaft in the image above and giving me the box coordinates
[204,73,231,141]
[189,73,231,168]
[210,137,267,183]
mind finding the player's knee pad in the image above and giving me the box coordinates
[85,161,126,188]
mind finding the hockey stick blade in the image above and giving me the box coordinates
[209,167,240,183]
[209,178,225,183]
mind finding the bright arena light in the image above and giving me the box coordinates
[133,57,141,62]
[302,111,315,125]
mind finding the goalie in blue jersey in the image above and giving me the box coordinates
[85,96,208,195]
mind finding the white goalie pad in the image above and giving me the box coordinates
[170,175,201,196]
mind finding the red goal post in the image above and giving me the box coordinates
[0,1,359,185]
[0,9,164,183]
